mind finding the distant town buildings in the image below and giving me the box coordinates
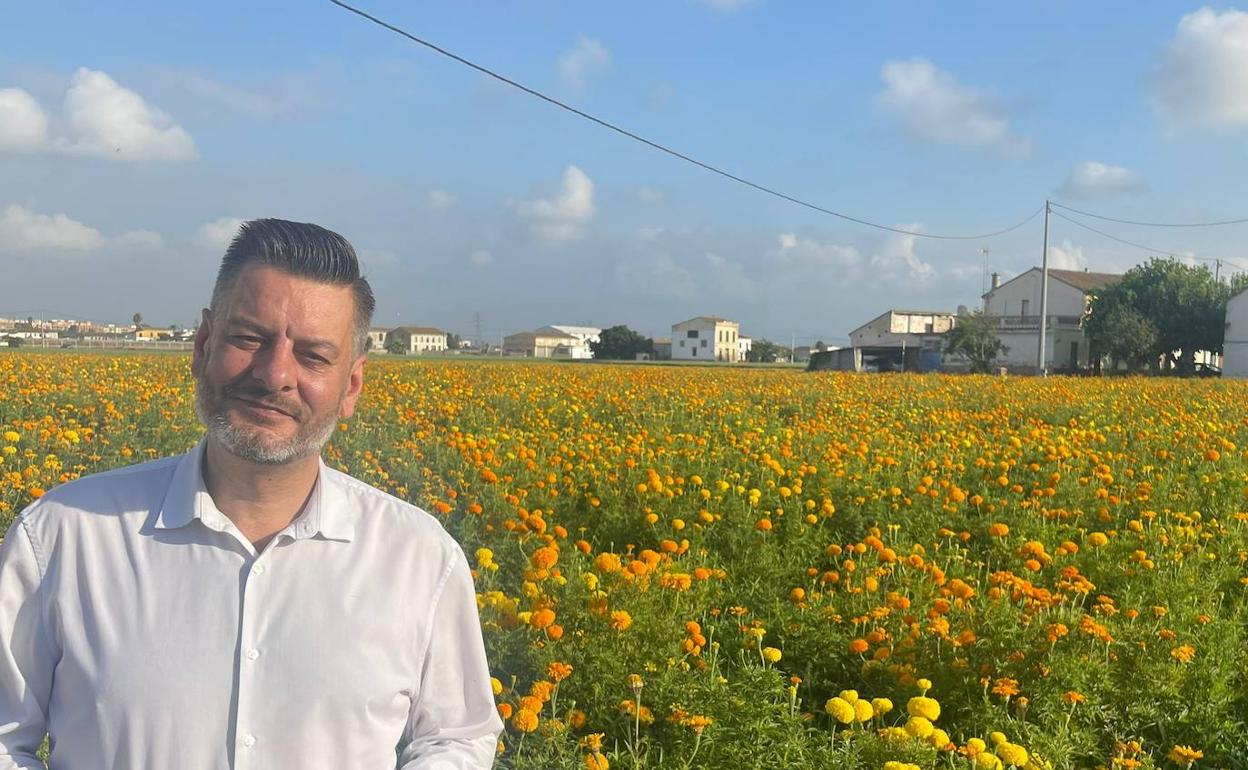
[388,326,448,354]
[671,316,742,362]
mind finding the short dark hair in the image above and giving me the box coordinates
[210,218,375,353]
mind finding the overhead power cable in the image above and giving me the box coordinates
[328,0,1043,241]
[1050,201,1248,228]
[1050,209,1248,270]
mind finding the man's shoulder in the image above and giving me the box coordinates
[324,466,463,552]
[18,452,184,530]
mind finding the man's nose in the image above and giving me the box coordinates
[251,340,297,392]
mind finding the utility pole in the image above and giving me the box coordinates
[980,247,989,296]
[1215,258,1222,283]
[473,311,483,349]
[1036,200,1051,376]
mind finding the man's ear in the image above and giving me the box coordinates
[191,308,212,377]
[338,354,366,420]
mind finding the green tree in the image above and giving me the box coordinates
[1096,304,1159,372]
[746,339,790,363]
[384,338,406,355]
[1084,258,1226,373]
[943,312,1008,373]
[590,325,653,360]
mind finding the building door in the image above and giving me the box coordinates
[1070,341,1079,367]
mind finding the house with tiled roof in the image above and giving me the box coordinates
[982,267,1122,371]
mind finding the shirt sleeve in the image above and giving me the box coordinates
[397,544,503,770]
[0,515,57,770]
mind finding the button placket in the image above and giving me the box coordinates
[233,558,264,769]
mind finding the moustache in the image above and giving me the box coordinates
[222,386,302,420]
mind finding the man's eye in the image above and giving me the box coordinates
[232,335,262,346]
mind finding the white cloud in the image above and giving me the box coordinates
[1056,161,1147,199]
[869,229,936,283]
[514,165,596,244]
[0,68,196,161]
[426,190,457,209]
[557,37,611,90]
[194,217,245,252]
[637,187,664,204]
[1046,239,1087,271]
[59,68,197,160]
[469,249,493,267]
[0,204,105,253]
[0,89,50,151]
[115,229,164,251]
[772,232,862,271]
[878,58,1024,151]
[1150,7,1248,129]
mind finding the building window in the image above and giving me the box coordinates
[687,330,698,339]
[1021,299,1030,316]
[701,339,708,348]
[692,348,697,357]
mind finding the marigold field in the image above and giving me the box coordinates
[4,351,1248,770]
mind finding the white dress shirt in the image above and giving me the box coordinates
[0,439,503,769]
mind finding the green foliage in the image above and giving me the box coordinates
[1084,258,1228,372]
[591,326,654,360]
[943,311,1008,372]
[746,339,790,363]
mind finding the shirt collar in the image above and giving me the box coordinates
[154,438,355,542]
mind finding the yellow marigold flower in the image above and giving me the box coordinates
[1167,745,1203,766]
[990,731,1007,746]
[584,752,609,770]
[928,727,952,749]
[762,646,782,664]
[852,698,873,722]
[547,662,573,682]
[610,610,633,631]
[1171,644,1196,663]
[3,431,20,443]
[870,697,893,716]
[904,716,934,739]
[838,689,859,704]
[907,696,940,721]
[490,677,503,696]
[627,674,644,693]
[996,743,1029,766]
[581,733,604,752]
[824,697,854,724]
[511,709,539,733]
[916,677,932,693]
[963,737,987,756]
[879,726,909,741]
[975,754,1004,770]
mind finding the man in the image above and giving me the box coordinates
[0,219,503,769]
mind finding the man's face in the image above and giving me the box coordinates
[192,264,365,465]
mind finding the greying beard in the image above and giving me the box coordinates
[194,384,340,465]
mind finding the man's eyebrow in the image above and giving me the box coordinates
[226,318,341,355]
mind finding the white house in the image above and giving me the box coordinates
[738,336,752,361]
[388,326,448,354]
[366,327,390,352]
[846,309,954,371]
[1225,288,1248,377]
[982,267,1120,371]
[542,325,601,359]
[672,316,741,361]
[503,328,580,358]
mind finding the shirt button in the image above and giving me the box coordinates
[242,735,256,748]
[246,648,261,661]
[252,564,266,575]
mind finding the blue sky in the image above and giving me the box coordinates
[2,1,1247,346]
